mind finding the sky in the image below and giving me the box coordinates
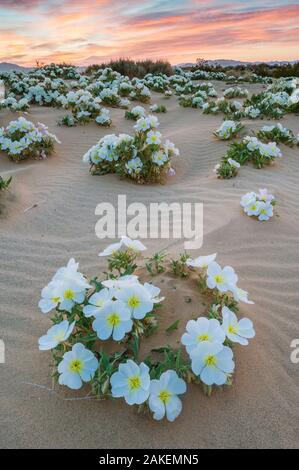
[0,0,299,66]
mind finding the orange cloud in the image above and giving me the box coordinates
[0,2,298,65]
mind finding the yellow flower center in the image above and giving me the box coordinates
[260,208,267,215]
[128,375,141,391]
[228,324,238,334]
[69,359,84,373]
[214,274,224,284]
[64,289,75,300]
[159,389,172,404]
[128,295,141,309]
[250,204,257,211]
[205,355,217,366]
[198,334,210,342]
[107,313,121,327]
[51,296,60,303]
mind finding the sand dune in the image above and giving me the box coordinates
[0,81,299,448]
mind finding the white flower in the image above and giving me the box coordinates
[98,241,123,257]
[149,370,186,422]
[110,360,150,405]
[181,317,225,355]
[289,88,299,105]
[115,283,153,319]
[58,343,98,390]
[190,343,234,386]
[98,236,146,257]
[245,106,260,118]
[121,236,147,252]
[233,100,242,110]
[125,157,143,175]
[146,130,161,146]
[244,200,262,217]
[164,139,180,157]
[38,280,62,313]
[227,158,240,168]
[95,108,110,125]
[131,106,146,118]
[258,188,275,203]
[134,115,158,132]
[221,306,255,345]
[38,320,75,350]
[240,192,257,208]
[53,258,90,290]
[186,253,217,269]
[152,150,168,166]
[246,136,260,151]
[102,275,139,291]
[231,287,254,304]
[259,142,282,158]
[92,300,132,341]
[147,115,159,128]
[215,120,237,139]
[39,259,91,314]
[143,282,164,303]
[56,282,88,313]
[83,288,112,317]
[207,262,238,293]
[258,201,273,221]
[150,104,158,112]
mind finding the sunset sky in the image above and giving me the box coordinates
[0,0,299,66]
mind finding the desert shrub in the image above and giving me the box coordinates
[216,136,282,178]
[86,59,173,79]
[0,117,60,162]
[83,115,179,183]
[256,123,295,146]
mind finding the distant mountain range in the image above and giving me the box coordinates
[1,59,299,73]
[177,59,299,68]
[0,62,32,72]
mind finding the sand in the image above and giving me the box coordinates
[0,81,299,449]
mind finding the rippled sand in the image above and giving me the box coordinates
[0,82,298,448]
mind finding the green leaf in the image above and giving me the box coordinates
[151,346,170,354]
[166,319,179,334]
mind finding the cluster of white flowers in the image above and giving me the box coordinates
[125,105,146,120]
[39,258,92,314]
[244,136,282,159]
[186,253,254,304]
[37,238,257,421]
[95,108,111,126]
[242,78,298,118]
[183,253,255,386]
[83,115,179,183]
[111,361,186,421]
[130,80,151,103]
[0,96,30,112]
[244,106,261,119]
[142,73,170,92]
[181,307,254,386]
[214,120,243,140]
[241,189,276,221]
[164,89,173,98]
[223,87,248,99]
[257,123,295,146]
[0,117,60,161]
